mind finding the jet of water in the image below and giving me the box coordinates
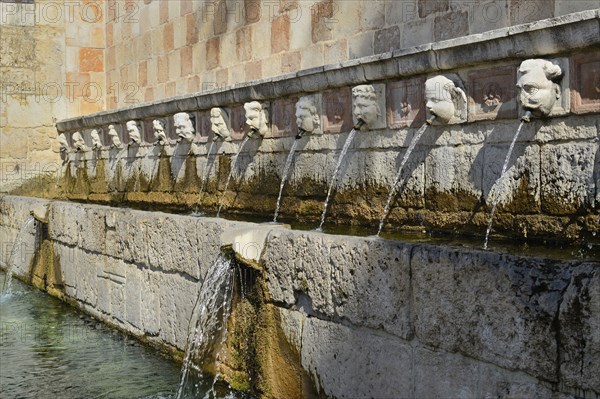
[217,136,251,217]
[176,255,235,399]
[2,216,35,294]
[273,139,301,223]
[194,140,217,215]
[376,123,430,236]
[317,129,358,231]
[483,120,527,250]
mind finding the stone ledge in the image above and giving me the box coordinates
[56,11,600,133]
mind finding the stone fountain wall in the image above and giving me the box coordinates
[1,195,598,398]
[50,11,600,242]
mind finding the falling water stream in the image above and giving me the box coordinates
[2,216,35,294]
[317,128,358,230]
[194,140,217,215]
[376,123,430,236]
[483,120,527,250]
[273,139,301,222]
[217,136,251,217]
[176,255,235,399]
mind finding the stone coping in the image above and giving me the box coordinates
[56,10,600,133]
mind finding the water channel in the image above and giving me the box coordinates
[0,272,249,399]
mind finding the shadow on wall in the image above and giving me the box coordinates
[471,118,536,212]
[595,128,600,212]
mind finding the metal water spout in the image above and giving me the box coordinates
[520,110,533,123]
[353,118,366,131]
[246,128,258,139]
[426,115,437,125]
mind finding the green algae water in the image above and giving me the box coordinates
[0,272,180,398]
[0,272,249,399]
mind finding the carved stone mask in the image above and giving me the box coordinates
[90,129,103,149]
[425,75,467,124]
[153,120,167,144]
[174,112,195,142]
[352,85,379,127]
[108,125,123,148]
[517,59,562,118]
[72,131,87,151]
[58,133,69,152]
[295,98,321,134]
[126,121,141,144]
[210,108,231,141]
[244,101,269,136]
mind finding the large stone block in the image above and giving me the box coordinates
[141,269,161,336]
[263,229,413,339]
[411,245,571,380]
[559,264,600,395]
[74,248,101,308]
[535,117,599,143]
[146,213,201,279]
[158,273,199,350]
[53,241,77,298]
[425,144,484,211]
[413,346,480,398]
[301,316,412,398]
[0,224,36,278]
[541,141,597,215]
[49,200,84,246]
[483,143,541,213]
[413,345,556,398]
[478,361,555,398]
[77,205,107,254]
[105,208,149,265]
[278,307,304,352]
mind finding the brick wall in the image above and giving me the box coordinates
[105,0,599,109]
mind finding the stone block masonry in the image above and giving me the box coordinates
[0,195,598,398]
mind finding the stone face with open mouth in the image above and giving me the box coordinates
[174,112,196,143]
[351,85,380,130]
[295,96,322,137]
[244,101,269,138]
[517,59,563,119]
[210,107,232,142]
[424,75,467,125]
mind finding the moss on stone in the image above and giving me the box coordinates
[9,172,63,199]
